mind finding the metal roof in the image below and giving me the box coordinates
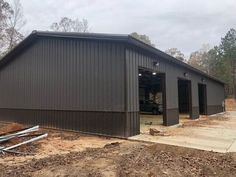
[0,30,224,85]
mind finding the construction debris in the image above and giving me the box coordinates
[149,128,169,136]
[0,124,47,155]
[104,142,120,148]
[145,121,153,125]
[149,128,161,136]
[0,126,39,143]
[1,133,48,152]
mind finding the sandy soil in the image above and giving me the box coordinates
[0,126,124,166]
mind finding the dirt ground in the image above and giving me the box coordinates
[0,137,236,177]
[0,99,235,177]
[0,123,236,177]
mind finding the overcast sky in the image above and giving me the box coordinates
[19,0,236,56]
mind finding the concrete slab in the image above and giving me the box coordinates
[140,114,163,125]
[129,111,236,153]
[158,136,231,152]
[227,139,236,152]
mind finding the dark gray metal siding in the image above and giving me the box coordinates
[0,109,127,137]
[125,46,225,126]
[0,34,225,137]
[0,37,135,137]
[207,80,225,106]
[0,37,125,112]
[206,80,225,114]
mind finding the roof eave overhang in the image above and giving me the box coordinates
[0,31,225,85]
[127,35,225,85]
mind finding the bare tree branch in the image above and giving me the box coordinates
[0,0,25,56]
[5,0,26,50]
[50,17,90,33]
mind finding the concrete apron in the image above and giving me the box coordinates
[129,111,236,153]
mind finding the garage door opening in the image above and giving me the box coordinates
[138,68,165,129]
[198,84,207,115]
[178,79,192,119]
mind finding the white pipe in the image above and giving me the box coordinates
[3,133,48,151]
[0,126,39,142]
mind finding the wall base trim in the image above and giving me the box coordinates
[191,106,199,119]
[0,108,135,137]
[164,108,179,126]
[207,105,224,115]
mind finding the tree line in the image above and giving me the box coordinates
[0,0,235,98]
[165,29,236,99]
[130,30,236,99]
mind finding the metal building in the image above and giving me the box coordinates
[0,31,225,137]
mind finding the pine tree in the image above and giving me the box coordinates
[220,29,236,98]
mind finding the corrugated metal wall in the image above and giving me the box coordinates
[0,108,127,136]
[0,37,125,112]
[206,79,225,114]
[125,46,225,127]
[0,37,135,137]
[207,80,225,106]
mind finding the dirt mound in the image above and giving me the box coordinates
[1,142,236,177]
[118,144,236,177]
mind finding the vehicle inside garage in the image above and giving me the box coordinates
[138,68,165,126]
[178,79,192,119]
